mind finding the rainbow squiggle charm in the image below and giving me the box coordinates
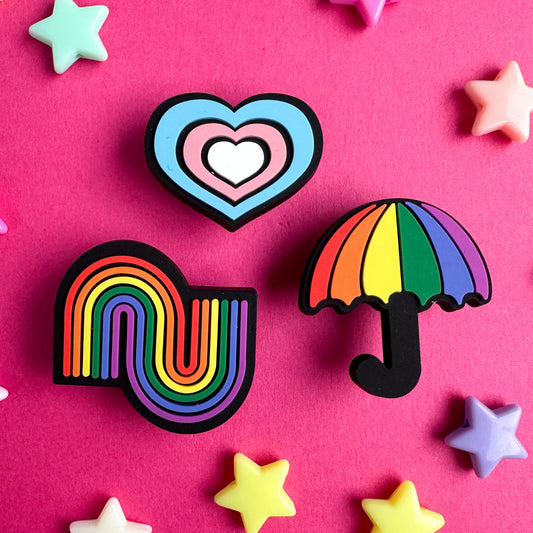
[53,241,257,433]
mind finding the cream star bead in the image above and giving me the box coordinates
[69,497,152,533]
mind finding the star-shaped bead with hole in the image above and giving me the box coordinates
[329,0,402,27]
[361,481,444,533]
[29,0,109,74]
[214,453,296,533]
[69,497,152,533]
[465,61,533,143]
[445,396,527,478]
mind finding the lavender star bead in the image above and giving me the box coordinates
[445,396,527,478]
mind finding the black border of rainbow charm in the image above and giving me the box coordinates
[144,93,323,231]
[53,240,257,434]
[299,199,492,398]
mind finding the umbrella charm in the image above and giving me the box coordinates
[299,199,491,398]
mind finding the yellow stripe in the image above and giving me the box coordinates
[362,204,402,303]
[81,274,218,392]
[209,299,219,375]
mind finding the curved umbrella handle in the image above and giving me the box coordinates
[349,292,421,398]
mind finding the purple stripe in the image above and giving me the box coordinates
[111,304,134,379]
[125,299,249,423]
[407,202,474,303]
[422,204,490,300]
[240,300,248,367]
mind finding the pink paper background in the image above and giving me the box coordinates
[0,0,531,531]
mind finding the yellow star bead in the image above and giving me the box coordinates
[362,481,444,533]
[214,453,296,533]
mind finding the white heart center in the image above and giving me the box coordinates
[206,141,265,186]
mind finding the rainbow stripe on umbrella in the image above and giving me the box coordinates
[300,199,491,398]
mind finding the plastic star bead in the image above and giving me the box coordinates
[465,61,533,142]
[69,497,152,533]
[445,396,527,478]
[29,0,109,74]
[214,453,296,533]
[0,386,8,401]
[329,0,402,27]
[362,481,445,533]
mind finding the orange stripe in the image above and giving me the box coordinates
[71,267,175,379]
[330,204,387,305]
[309,205,376,307]
[65,256,184,377]
[186,299,201,376]
[64,257,207,385]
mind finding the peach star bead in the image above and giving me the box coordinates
[465,61,533,143]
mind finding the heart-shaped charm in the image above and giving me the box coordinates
[145,93,322,230]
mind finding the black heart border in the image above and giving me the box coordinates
[145,93,323,231]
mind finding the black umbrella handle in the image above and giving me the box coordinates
[349,292,421,398]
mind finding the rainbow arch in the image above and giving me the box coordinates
[53,241,257,434]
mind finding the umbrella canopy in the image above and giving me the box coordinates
[301,199,491,313]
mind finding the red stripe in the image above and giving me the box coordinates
[309,205,376,307]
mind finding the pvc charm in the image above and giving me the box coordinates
[299,199,491,398]
[53,241,257,434]
[145,93,323,231]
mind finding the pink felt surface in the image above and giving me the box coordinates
[0,0,531,531]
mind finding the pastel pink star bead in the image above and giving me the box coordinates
[329,0,402,27]
[465,61,533,143]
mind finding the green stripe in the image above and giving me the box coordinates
[397,203,441,306]
[91,286,230,403]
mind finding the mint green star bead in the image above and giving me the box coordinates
[29,0,109,74]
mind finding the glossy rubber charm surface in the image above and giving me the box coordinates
[299,199,491,398]
[215,453,296,533]
[466,61,533,143]
[362,481,445,533]
[69,497,152,532]
[53,240,257,434]
[445,396,527,478]
[29,0,109,74]
[145,93,323,231]
[329,0,402,27]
